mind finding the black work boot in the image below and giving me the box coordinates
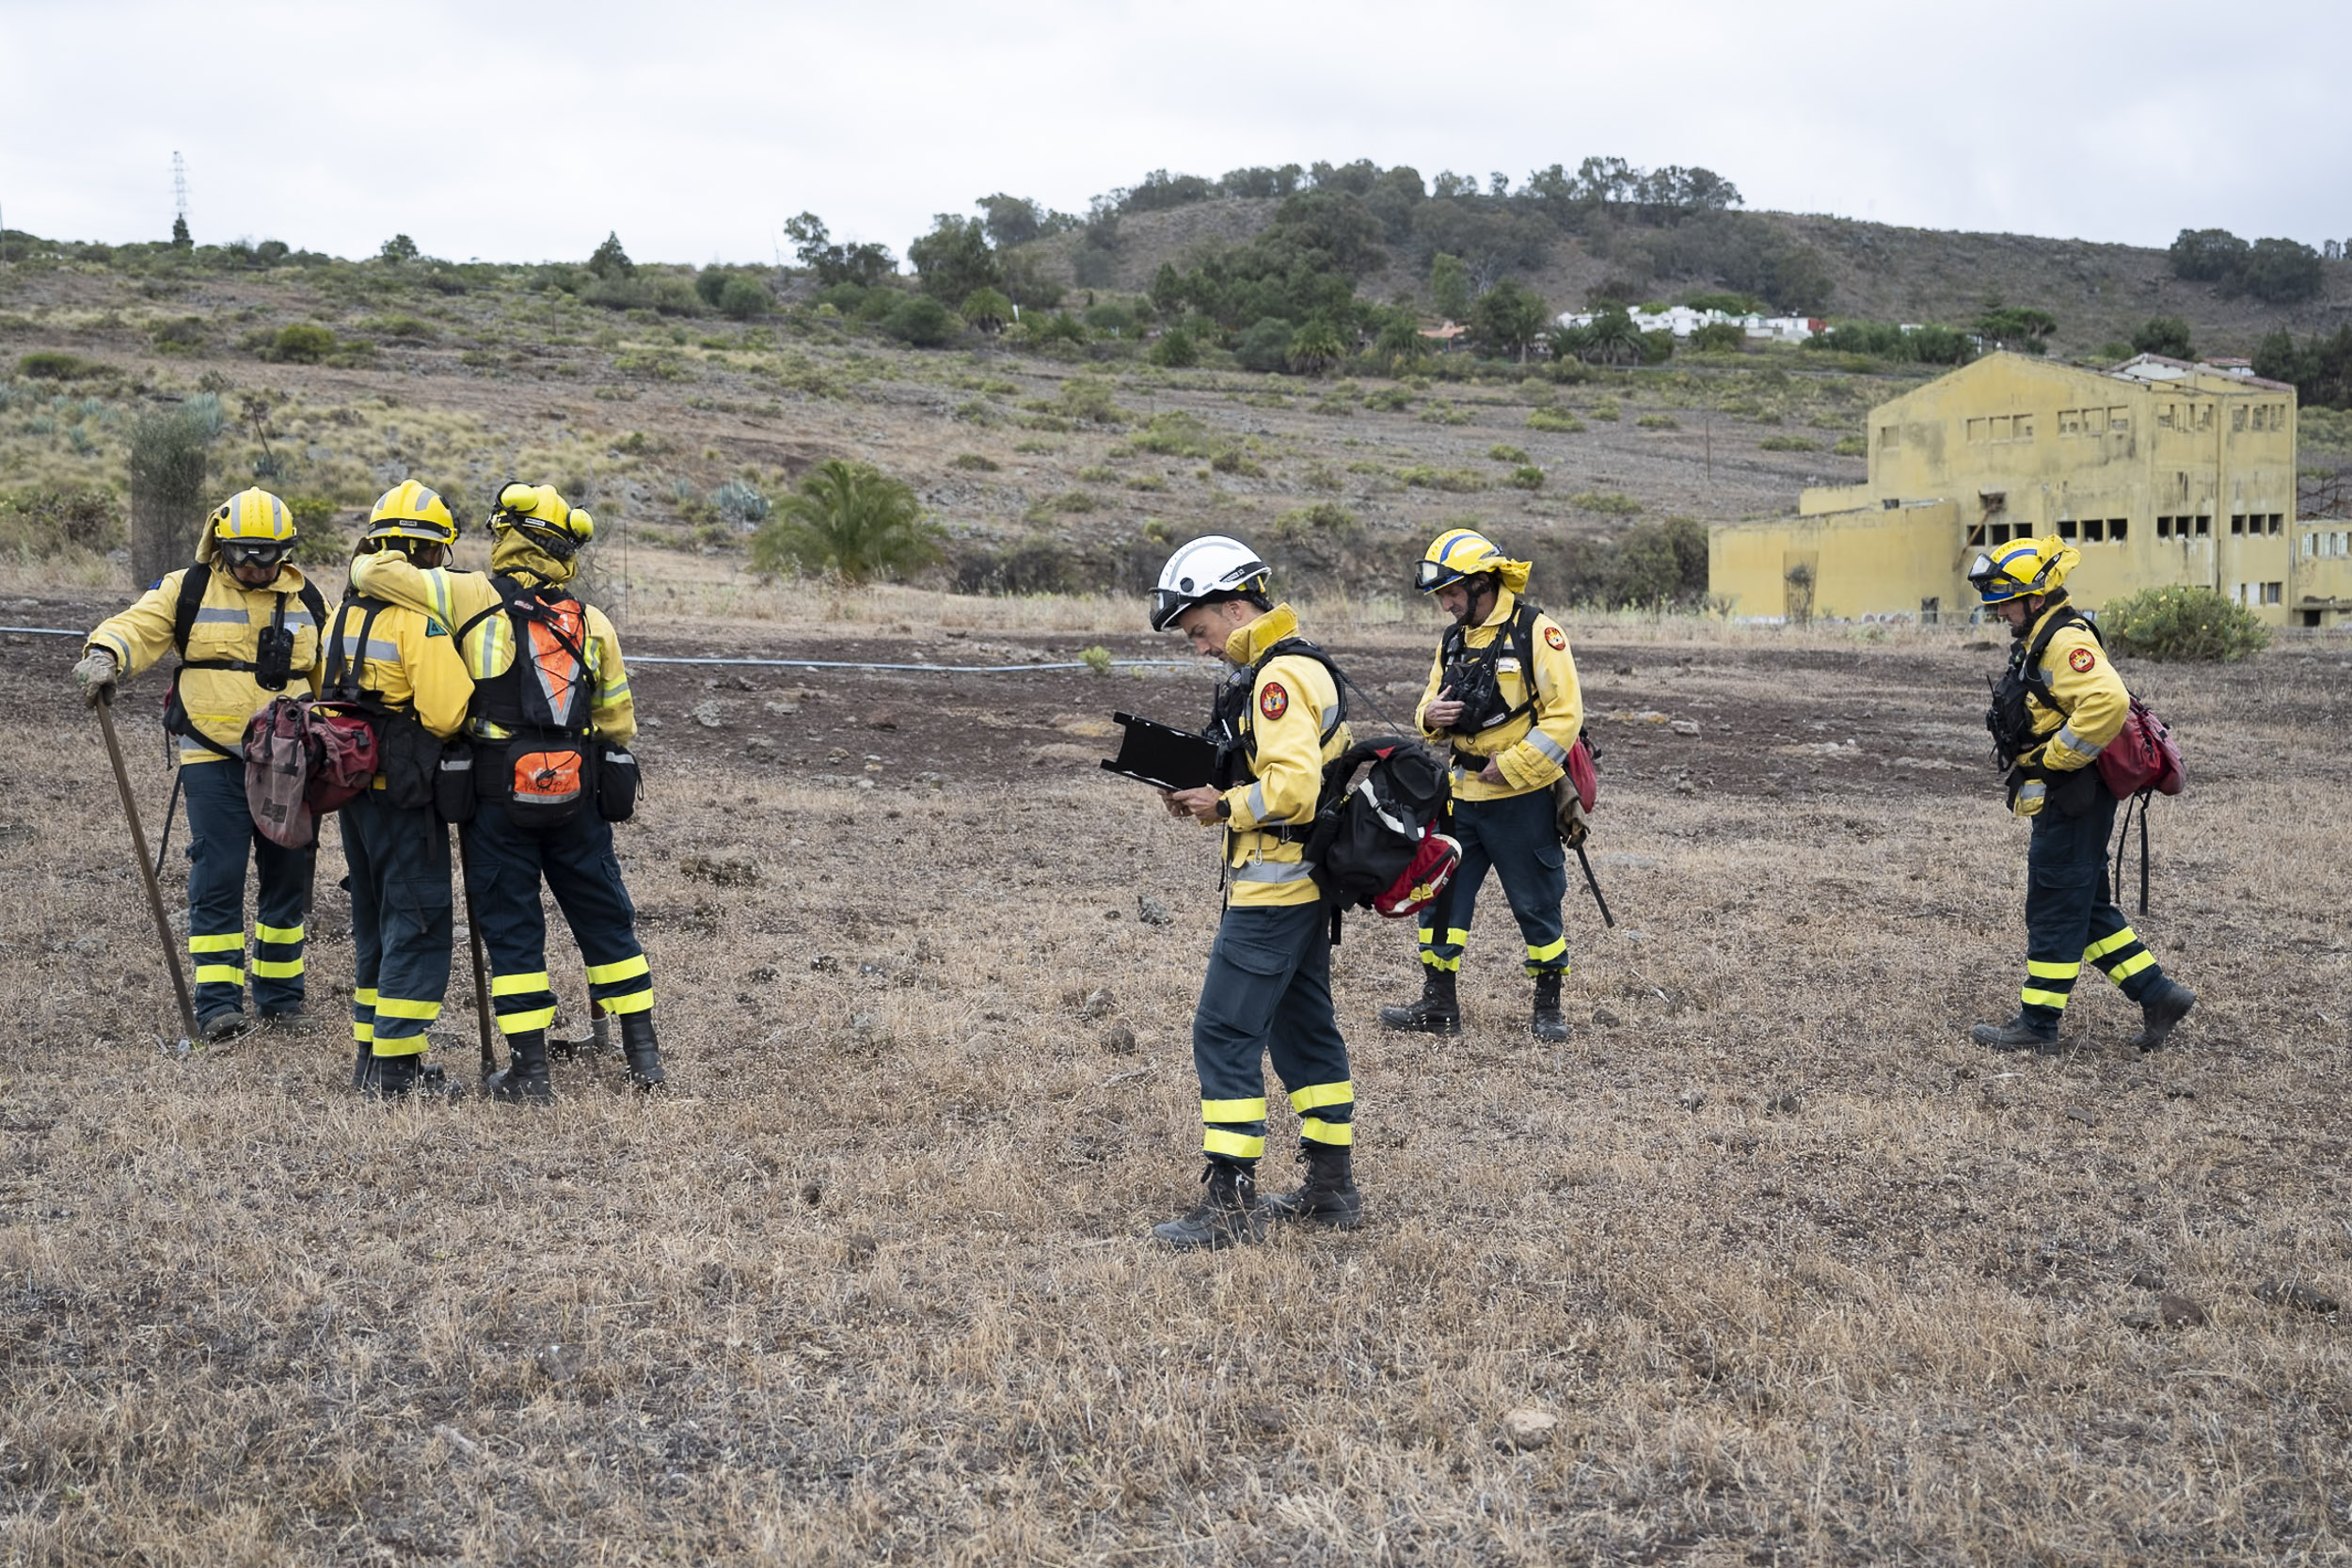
[1259,1144,1363,1229]
[1531,972,1569,1043]
[618,1012,667,1091]
[1151,1163,1263,1250]
[359,1050,463,1101]
[350,1041,373,1093]
[2129,979,2196,1053]
[1970,1015,2063,1054]
[1378,969,1461,1035]
[485,1028,554,1104]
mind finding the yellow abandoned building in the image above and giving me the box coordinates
[1709,352,2352,626]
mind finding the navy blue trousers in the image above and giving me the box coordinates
[341,791,453,1055]
[2020,786,2166,1030]
[461,800,653,1037]
[182,759,311,1025]
[1192,901,1353,1169]
[1419,787,1568,976]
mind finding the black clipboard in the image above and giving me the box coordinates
[1099,711,1217,791]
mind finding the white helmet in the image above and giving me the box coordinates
[1151,535,1270,631]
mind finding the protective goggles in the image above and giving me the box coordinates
[1966,551,2040,603]
[490,511,580,560]
[217,539,292,572]
[1149,587,1199,632]
[1414,558,1466,593]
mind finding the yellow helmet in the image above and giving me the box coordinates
[1967,536,2079,605]
[200,487,296,569]
[1415,527,1530,595]
[489,481,595,557]
[363,479,458,546]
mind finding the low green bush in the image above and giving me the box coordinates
[948,453,999,471]
[1525,408,1584,434]
[262,324,338,363]
[1505,465,1546,490]
[151,317,207,354]
[19,352,103,380]
[1637,414,1680,430]
[882,295,957,346]
[1758,435,1820,451]
[1568,490,1642,515]
[1486,444,1530,464]
[0,487,120,555]
[2100,586,2270,662]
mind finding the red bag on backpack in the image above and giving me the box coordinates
[243,698,379,848]
[2095,697,2183,799]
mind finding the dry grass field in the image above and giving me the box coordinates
[2,570,2347,1564]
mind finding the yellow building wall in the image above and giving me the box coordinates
[1775,353,2304,625]
[2296,522,2352,626]
[1709,502,1965,622]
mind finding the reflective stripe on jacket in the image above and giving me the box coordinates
[346,555,635,744]
[325,594,475,746]
[1413,588,1584,801]
[85,565,324,764]
[2022,602,2130,773]
[1212,605,1349,909]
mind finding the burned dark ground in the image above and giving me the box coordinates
[1,596,2349,1564]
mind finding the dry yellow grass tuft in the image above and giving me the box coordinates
[2,593,2348,1562]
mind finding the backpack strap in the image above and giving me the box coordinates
[171,563,211,656]
[322,596,392,708]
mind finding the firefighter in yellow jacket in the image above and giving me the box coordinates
[1146,536,1359,1248]
[332,483,474,1095]
[74,489,326,1041]
[1379,528,1585,1041]
[1968,537,2195,1053]
[349,481,661,1100]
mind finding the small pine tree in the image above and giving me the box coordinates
[588,231,634,280]
[170,214,191,250]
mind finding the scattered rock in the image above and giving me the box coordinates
[850,1013,876,1034]
[680,855,758,886]
[2158,1294,2208,1328]
[763,700,801,717]
[748,965,779,983]
[1981,1089,2013,1111]
[2065,1107,2098,1128]
[1102,1025,1137,1055]
[1769,1091,1803,1116]
[1136,895,1174,927]
[1500,1408,1558,1450]
[1669,720,1702,736]
[868,711,899,730]
[1965,639,1996,651]
[1591,1006,1621,1028]
[1103,908,1120,920]
[1633,710,1668,723]
[2164,1083,2197,1101]
[1081,988,1115,1020]
[433,1424,482,1459]
[2255,1280,2340,1316]
[1613,664,1633,676]
[2128,1267,2168,1290]
[1677,1088,1707,1111]
[1953,1065,1978,1082]
[691,700,726,729]
[809,955,838,972]
[800,1180,821,1207]
[844,1233,879,1267]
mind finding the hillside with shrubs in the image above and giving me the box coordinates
[2,151,2347,608]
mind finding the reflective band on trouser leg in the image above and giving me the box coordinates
[584,952,655,1016]
[190,929,246,990]
[252,920,305,981]
[1524,936,1568,977]
[1201,1097,1267,1162]
[2085,927,2156,986]
[1290,1081,1355,1147]
[351,987,376,1045]
[370,996,440,1054]
[2019,958,2081,1017]
[1418,926,1469,973]
[490,970,557,1036]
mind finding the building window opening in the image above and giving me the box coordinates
[2058,518,2079,539]
[2058,409,2083,436]
[1966,522,1987,546]
[2109,518,2128,543]
[2263,581,2282,606]
[1880,424,1899,450]
[2157,515,2173,539]
[2267,513,2283,536]
[2108,407,2129,433]
[1920,597,1940,626]
[2233,406,2248,432]
[2232,515,2247,535]
[2084,518,2106,543]
[2194,515,2211,537]
[2157,404,2176,429]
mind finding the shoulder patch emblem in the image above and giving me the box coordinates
[1543,625,1566,651]
[2068,646,2096,673]
[426,622,449,638]
[1259,681,1289,721]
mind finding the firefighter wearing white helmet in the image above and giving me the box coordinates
[331,481,475,1097]
[1378,527,1585,1041]
[349,480,662,1101]
[1967,536,2194,1053]
[1146,537,1361,1248]
[75,488,327,1042]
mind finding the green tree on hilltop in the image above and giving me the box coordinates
[588,231,634,280]
[908,214,1001,304]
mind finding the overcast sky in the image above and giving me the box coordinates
[5,0,2345,267]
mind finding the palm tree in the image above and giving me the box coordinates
[1286,319,1347,377]
[752,459,943,584]
[1580,308,1643,367]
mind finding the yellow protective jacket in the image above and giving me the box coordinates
[1210,605,1350,909]
[323,589,474,768]
[2017,599,2130,773]
[1413,589,1584,801]
[346,554,636,745]
[86,563,326,765]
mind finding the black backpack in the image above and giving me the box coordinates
[1304,738,1459,919]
